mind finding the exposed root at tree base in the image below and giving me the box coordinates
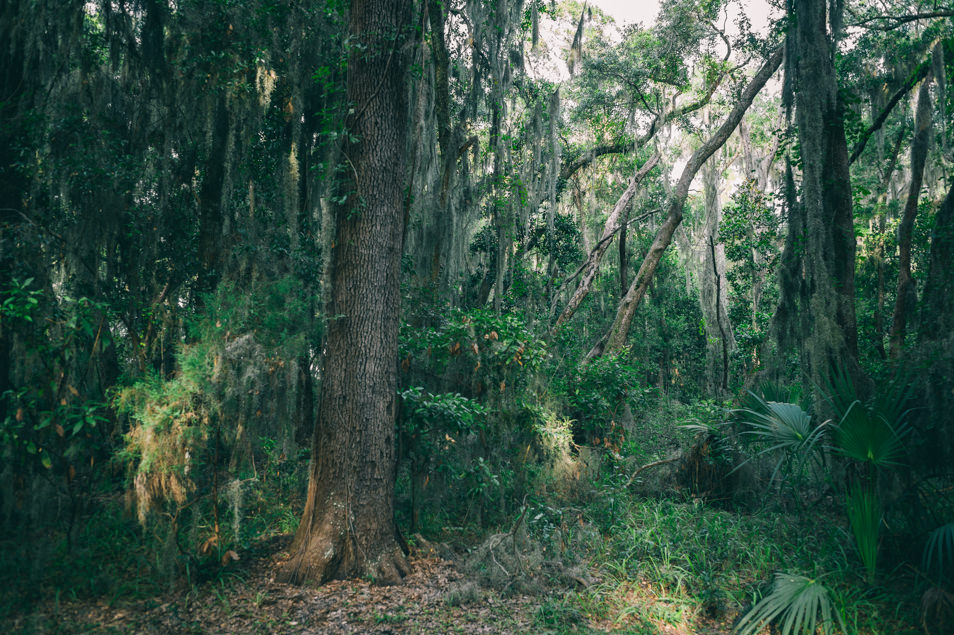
[277,524,409,586]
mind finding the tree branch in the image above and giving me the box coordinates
[588,45,783,360]
[849,59,931,165]
[848,11,954,31]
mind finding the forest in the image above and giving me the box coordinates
[1,0,953,632]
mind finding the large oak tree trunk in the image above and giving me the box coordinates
[776,0,860,393]
[918,183,954,468]
[279,0,411,586]
[587,47,782,360]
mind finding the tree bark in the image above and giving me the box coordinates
[619,207,629,299]
[279,0,411,586]
[587,46,782,360]
[551,153,659,330]
[196,94,230,295]
[888,73,932,359]
[699,154,735,394]
[918,182,954,468]
[778,0,860,393]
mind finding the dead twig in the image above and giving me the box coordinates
[624,456,680,488]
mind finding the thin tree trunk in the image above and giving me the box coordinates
[699,154,735,394]
[587,47,782,360]
[708,235,731,391]
[279,0,411,586]
[491,97,508,314]
[619,207,629,299]
[552,153,659,329]
[889,73,933,359]
[196,94,230,294]
[873,129,906,360]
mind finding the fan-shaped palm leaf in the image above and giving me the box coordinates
[732,393,826,484]
[924,522,954,584]
[822,364,911,468]
[832,400,907,468]
[735,573,845,635]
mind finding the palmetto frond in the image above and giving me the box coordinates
[735,573,845,635]
[847,483,881,583]
[924,522,954,584]
[732,393,826,484]
[823,365,912,468]
[832,400,907,468]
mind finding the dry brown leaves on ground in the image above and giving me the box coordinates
[9,537,553,634]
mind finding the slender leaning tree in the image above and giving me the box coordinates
[279,0,412,585]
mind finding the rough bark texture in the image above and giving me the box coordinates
[779,0,860,392]
[587,46,782,360]
[918,183,954,468]
[888,73,932,359]
[197,95,230,294]
[279,0,411,586]
[552,153,660,330]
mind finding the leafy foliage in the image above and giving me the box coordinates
[563,353,648,440]
[721,179,780,375]
[846,484,880,583]
[731,392,825,487]
[735,573,845,635]
[924,523,954,586]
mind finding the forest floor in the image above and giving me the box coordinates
[8,533,734,634]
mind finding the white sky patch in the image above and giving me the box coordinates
[587,0,660,26]
[589,0,779,34]
[584,0,784,198]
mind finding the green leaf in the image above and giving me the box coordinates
[832,401,906,468]
[847,483,881,583]
[41,452,52,469]
[732,393,825,485]
[924,522,954,584]
[735,573,845,635]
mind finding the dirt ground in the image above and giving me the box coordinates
[6,533,745,634]
[7,537,560,634]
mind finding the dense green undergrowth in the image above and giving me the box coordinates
[1,276,951,635]
[2,268,951,635]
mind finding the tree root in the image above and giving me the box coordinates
[277,520,409,586]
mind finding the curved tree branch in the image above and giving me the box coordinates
[587,45,783,360]
[849,59,931,165]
